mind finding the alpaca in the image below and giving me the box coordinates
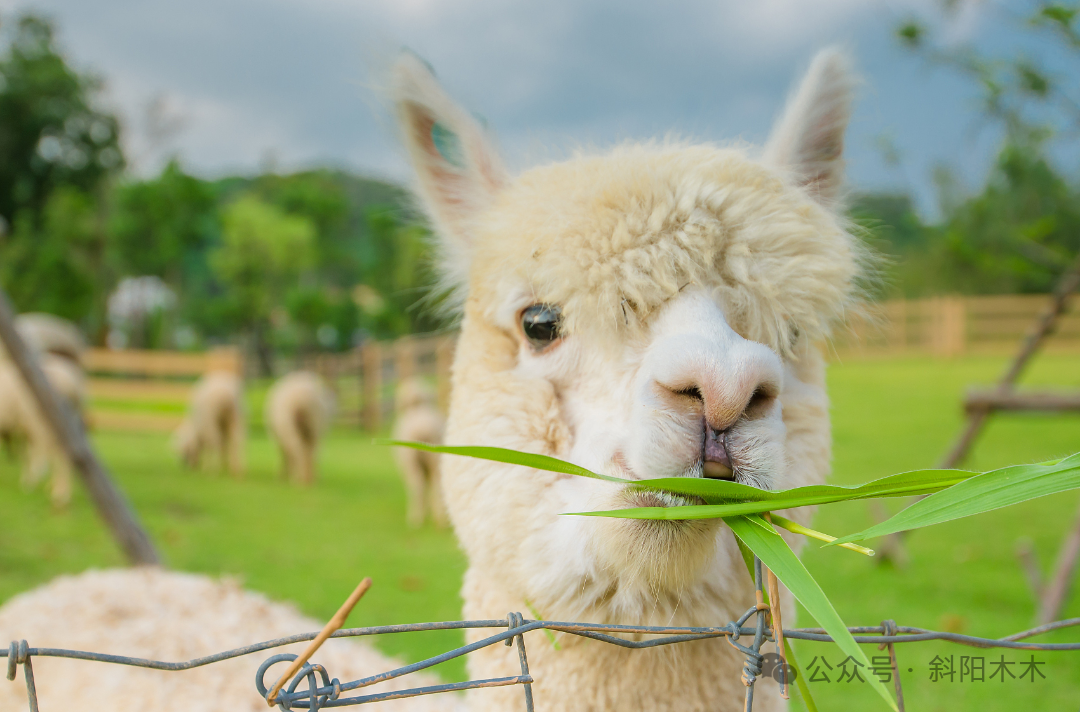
[173,371,246,476]
[392,378,448,527]
[0,48,858,712]
[389,47,858,712]
[265,371,334,485]
[8,313,86,367]
[0,354,86,507]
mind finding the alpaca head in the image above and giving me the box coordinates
[393,50,859,618]
[172,419,200,469]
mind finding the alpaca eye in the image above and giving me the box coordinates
[521,304,562,349]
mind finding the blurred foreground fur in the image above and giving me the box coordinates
[392,378,447,527]
[265,371,335,485]
[0,569,461,712]
[173,371,247,476]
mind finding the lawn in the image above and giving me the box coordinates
[1,353,1078,709]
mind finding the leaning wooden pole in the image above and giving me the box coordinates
[879,254,1080,566]
[938,253,1080,469]
[1038,499,1080,624]
[0,287,160,566]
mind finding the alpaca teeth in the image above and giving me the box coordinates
[702,461,734,480]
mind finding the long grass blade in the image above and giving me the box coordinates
[386,441,982,515]
[380,441,625,482]
[830,453,1080,546]
[725,515,897,711]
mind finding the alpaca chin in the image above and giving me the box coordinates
[592,489,723,595]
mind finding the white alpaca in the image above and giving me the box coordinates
[0,48,858,712]
[0,354,85,508]
[5,313,86,367]
[390,47,858,712]
[173,371,247,476]
[392,378,448,528]
[265,371,334,485]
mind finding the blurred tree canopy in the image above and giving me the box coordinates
[0,13,123,333]
[856,2,1080,298]
[0,11,441,362]
[8,4,1079,362]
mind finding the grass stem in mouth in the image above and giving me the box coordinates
[769,514,875,556]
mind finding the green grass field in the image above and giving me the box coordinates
[1,354,1079,708]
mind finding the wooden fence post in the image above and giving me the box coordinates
[0,288,160,566]
[395,337,415,382]
[361,342,382,432]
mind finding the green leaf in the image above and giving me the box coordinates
[380,441,625,482]
[785,637,818,712]
[616,468,975,504]
[830,453,1080,546]
[570,469,974,520]
[725,515,897,711]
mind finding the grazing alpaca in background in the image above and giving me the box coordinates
[0,47,859,712]
[173,371,247,476]
[392,378,447,527]
[0,354,85,508]
[391,46,858,711]
[8,313,86,367]
[265,370,334,485]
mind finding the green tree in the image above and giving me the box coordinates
[0,13,122,224]
[109,160,217,283]
[0,13,123,334]
[210,194,315,373]
[359,208,441,338]
[0,186,108,324]
[875,2,1080,296]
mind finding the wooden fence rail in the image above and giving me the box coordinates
[86,346,242,432]
[79,295,1077,433]
[831,294,1080,358]
[299,334,455,432]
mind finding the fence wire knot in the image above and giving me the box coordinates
[256,653,341,712]
[6,641,28,681]
[506,612,525,645]
[878,619,899,649]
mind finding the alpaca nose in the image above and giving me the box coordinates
[645,289,784,440]
[659,342,783,433]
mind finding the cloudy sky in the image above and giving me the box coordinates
[0,0,1059,216]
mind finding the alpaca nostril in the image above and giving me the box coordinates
[675,386,704,402]
[743,385,778,419]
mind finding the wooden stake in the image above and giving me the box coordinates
[939,253,1080,470]
[766,567,788,699]
[1038,500,1080,624]
[266,578,372,706]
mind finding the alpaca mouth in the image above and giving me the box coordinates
[624,487,702,509]
[702,419,735,480]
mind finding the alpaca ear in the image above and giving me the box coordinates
[391,54,508,260]
[762,48,855,206]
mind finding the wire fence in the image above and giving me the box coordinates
[4,559,1080,712]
